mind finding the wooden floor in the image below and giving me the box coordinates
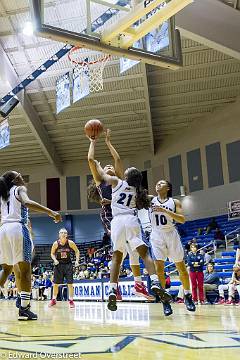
[0,300,240,359]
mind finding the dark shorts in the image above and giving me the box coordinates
[53,262,73,284]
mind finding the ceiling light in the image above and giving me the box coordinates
[23,22,34,36]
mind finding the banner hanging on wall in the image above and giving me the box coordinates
[228,200,240,220]
[0,118,10,149]
[72,67,90,103]
[56,72,71,114]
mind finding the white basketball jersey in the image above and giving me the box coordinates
[1,186,28,224]
[150,196,176,231]
[111,180,137,217]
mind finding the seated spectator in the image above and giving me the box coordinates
[187,243,205,304]
[31,275,39,300]
[73,269,80,280]
[42,273,52,300]
[200,249,212,264]
[206,218,218,234]
[203,262,220,301]
[214,228,225,248]
[217,265,240,305]
[7,278,15,299]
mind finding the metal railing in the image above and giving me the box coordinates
[225,227,240,249]
[165,241,215,275]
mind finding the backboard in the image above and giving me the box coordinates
[31,0,193,69]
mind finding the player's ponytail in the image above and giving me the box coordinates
[0,171,16,201]
[126,167,150,210]
[87,179,101,204]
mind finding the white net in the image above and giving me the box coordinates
[68,47,110,93]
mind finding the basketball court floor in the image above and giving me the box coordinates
[0,301,239,359]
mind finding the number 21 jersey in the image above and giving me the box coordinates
[150,197,176,231]
[111,180,137,217]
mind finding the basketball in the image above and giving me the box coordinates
[84,119,104,139]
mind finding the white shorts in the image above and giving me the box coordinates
[150,228,184,263]
[111,214,147,254]
[0,222,33,266]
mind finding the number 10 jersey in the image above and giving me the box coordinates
[150,196,176,232]
[111,179,137,217]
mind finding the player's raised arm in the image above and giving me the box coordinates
[94,160,119,188]
[18,186,62,223]
[105,129,124,179]
[87,137,102,186]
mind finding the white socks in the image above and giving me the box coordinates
[150,274,158,282]
[20,291,30,308]
[109,283,117,291]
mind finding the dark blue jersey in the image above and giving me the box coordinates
[97,181,112,201]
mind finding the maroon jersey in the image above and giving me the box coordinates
[55,240,72,264]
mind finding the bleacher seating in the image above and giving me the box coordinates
[34,239,104,267]
[34,213,240,302]
[178,214,240,245]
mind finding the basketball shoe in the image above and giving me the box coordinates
[133,282,155,301]
[184,293,196,311]
[150,280,172,302]
[18,305,38,321]
[69,300,75,308]
[162,301,173,316]
[48,299,57,307]
[107,289,117,311]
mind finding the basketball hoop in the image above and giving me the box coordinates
[68,46,110,93]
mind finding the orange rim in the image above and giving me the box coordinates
[68,46,110,66]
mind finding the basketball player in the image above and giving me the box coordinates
[0,171,61,320]
[94,161,171,311]
[49,228,80,308]
[149,180,196,316]
[87,131,153,300]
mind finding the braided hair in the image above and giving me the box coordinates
[125,167,150,210]
[0,171,18,201]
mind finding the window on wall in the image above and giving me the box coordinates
[226,140,240,183]
[66,176,81,210]
[46,178,60,211]
[27,182,41,203]
[87,175,101,209]
[205,142,224,188]
[187,149,203,192]
[168,155,183,196]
